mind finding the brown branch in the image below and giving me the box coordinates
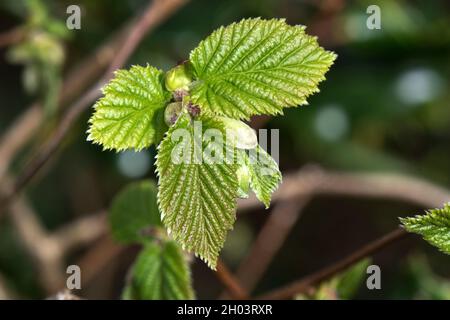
[233,166,450,299]
[238,167,450,212]
[257,228,408,300]
[0,16,132,183]
[0,0,188,217]
[0,174,65,293]
[77,234,125,288]
[0,27,25,48]
[221,198,309,299]
[215,259,249,300]
[0,104,41,181]
[50,211,107,253]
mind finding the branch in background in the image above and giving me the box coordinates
[221,198,309,299]
[238,167,450,212]
[216,259,249,300]
[233,166,450,298]
[76,235,125,289]
[257,228,408,300]
[0,174,64,293]
[0,27,25,48]
[0,0,188,296]
[0,17,129,182]
[0,0,188,215]
[50,211,106,254]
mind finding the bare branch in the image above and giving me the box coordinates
[257,228,408,300]
[225,199,308,298]
[0,0,188,217]
[0,27,25,48]
[216,259,249,300]
[50,211,107,254]
[238,167,450,212]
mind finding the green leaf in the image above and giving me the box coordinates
[189,18,336,120]
[88,65,171,151]
[110,180,161,244]
[336,258,371,299]
[123,241,194,300]
[156,113,238,269]
[246,145,282,208]
[400,203,450,255]
[296,258,370,300]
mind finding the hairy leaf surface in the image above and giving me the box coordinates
[123,241,194,300]
[189,18,336,119]
[401,203,450,255]
[88,65,171,151]
[156,114,238,269]
[246,146,282,208]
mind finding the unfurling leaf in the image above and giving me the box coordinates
[246,146,282,208]
[189,18,336,120]
[156,114,238,269]
[110,180,161,244]
[400,203,450,255]
[88,65,171,151]
[123,241,194,300]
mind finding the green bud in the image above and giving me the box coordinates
[164,102,183,126]
[221,117,258,150]
[165,64,193,92]
[236,164,250,198]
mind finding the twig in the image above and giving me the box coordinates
[0,27,24,48]
[0,18,130,183]
[216,259,249,300]
[257,228,408,300]
[0,174,65,293]
[0,104,41,181]
[77,235,125,288]
[238,167,450,212]
[221,198,309,299]
[50,211,107,254]
[0,0,188,217]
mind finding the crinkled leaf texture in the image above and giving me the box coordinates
[189,18,337,120]
[88,65,171,151]
[244,146,282,208]
[156,114,238,269]
[123,241,194,300]
[400,203,450,255]
[110,180,161,244]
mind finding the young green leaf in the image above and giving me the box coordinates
[123,241,194,300]
[156,114,238,269]
[88,65,171,151]
[189,18,336,120]
[246,146,282,208]
[336,258,371,299]
[400,203,450,255]
[110,180,161,244]
[296,258,370,300]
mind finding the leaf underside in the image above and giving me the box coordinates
[124,241,194,300]
[189,18,337,120]
[156,114,238,269]
[88,65,171,151]
[401,203,450,255]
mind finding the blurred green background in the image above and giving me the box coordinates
[0,0,449,299]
